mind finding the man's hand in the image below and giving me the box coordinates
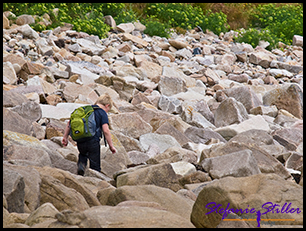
[109,146,116,154]
[62,137,68,147]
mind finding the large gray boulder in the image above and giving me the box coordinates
[190,173,303,228]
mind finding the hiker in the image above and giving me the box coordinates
[62,93,116,175]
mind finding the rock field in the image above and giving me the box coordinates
[3,13,303,228]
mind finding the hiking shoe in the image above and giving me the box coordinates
[77,163,85,176]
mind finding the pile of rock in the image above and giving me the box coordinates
[3,12,303,228]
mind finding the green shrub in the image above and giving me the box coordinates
[248,3,303,47]
[143,15,171,38]
[234,28,275,50]
[144,3,230,35]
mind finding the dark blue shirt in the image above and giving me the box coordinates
[92,105,109,142]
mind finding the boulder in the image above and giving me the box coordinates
[292,35,303,47]
[115,163,183,192]
[25,202,59,227]
[272,127,303,151]
[169,39,188,49]
[104,15,116,28]
[40,104,71,121]
[249,51,275,68]
[214,97,249,127]
[35,166,101,207]
[3,13,9,28]
[202,149,261,179]
[170,161,196,176]
[262,83,303,119]
[106,184,193,220]
[75,38,104,56]
[3,61,18,84]
[3,143,52,167]
[153,146,197,164]
[202,137,291,180]
[181,105,216,129]
[121,33,148,47]
[184,126,227,145]
[83,205,195,228]
[3,163,41,212]
[138,60,163,80]
[16,14,35,25]
[158,95,182,114]
[116,22,135,33]
[109,112,152,139]
[3,167,25,213]
[155,121,192,146]
[190,173,303,228]
[162,65,196,88]
[38,174,90,212]
[158,75,187,96]
[222,86,262,113]
[10,101,42,122]
[3,108,34,136]
[3,89,28,108]
[139,133,181,153]
[100,132,132,178]
[215,115,270,141]
[17,24,39,39]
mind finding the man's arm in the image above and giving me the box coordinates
[102,123,116,153]
[62,121,70,146]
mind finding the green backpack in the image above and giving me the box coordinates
[69,105,100,142]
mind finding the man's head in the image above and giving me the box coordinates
[95,93,113,112]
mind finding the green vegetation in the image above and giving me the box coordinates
[3,3,303,49]
[235,3,303,50]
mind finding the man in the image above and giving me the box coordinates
[62,93,116,175]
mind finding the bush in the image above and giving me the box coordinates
[243,3,303,48]
[143,15,171,38]
[234,28,275,50]
[3,3,110,38]
[144,3,229,35]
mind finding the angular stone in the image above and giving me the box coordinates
[214,97,249,127]
[16,14,35,25]
[3,167,25,213]
[115,163,183,192]
[272,127,303,151]
[17,24,39,39]
[292,35,303,47]
[138,61,162,81]
[190,173,303,228]
[184,126,227,144]
[39,174,90,212]
[104,15,116,28]
[222,86,262,113]
[3,108,34,136]
[25,202,59,227]
[202,149,261,179]
[10,101,42,122]
[155,121,191,146]
[249,51,275,68]
[139,133,181,153]
[83,205,194,228]
[3,61,18,84]
[262,83,303,119]
[122,33,148,47]
[169,39,188,49]
[116,22,135,33]
[181,105,216,129]
[158,95,182,114]
[109,112,152,139]
[158,75,187,96]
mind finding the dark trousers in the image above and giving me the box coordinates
[76,138,101,172]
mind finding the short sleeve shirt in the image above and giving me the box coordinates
[92,105,109,141]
